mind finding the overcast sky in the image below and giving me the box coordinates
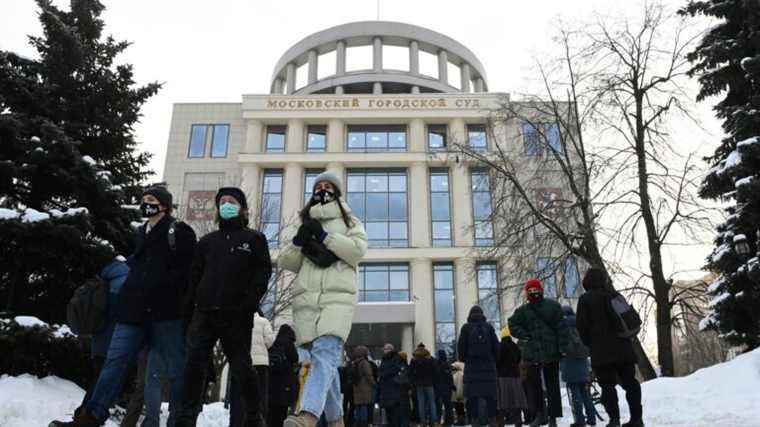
[1,0,722,283]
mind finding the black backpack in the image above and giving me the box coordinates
[269,347,290,374]
[66,276,109,336]
[467,323,492,359]
[608,292,642,339]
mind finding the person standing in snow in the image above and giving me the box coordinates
[457,306,500,427]
[278,171,368,427]
[50,186,197,427]
[267,324,299,427]
[176,187,272,427]
[433,349,455,427]
[559,305,596,427]
[497,326,528,427]
[576,268,643,427]
[410,343,438,427]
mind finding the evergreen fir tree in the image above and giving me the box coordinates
[681,0,760,349]
[0,0,158,323]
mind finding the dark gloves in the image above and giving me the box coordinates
[301,239,339,268]
[293,224,312,247]
[303,218,327,242]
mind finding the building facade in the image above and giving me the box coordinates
[162,21,581,357]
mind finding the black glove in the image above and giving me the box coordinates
[301,240,339,268]
[303,218,326,241]
[293,224,312,247]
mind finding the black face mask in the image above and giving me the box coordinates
[140,202,161,218]
[313,189,335,205]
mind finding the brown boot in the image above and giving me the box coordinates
[284,412,319,427]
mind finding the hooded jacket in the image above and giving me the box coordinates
[559,307,591,383]
[457,306,499,398]
[268,324,299,406]
[278,199,368,345]
[497,336,521,378]
[508,296,569,363]
[378,350,403,407]
[91,259,130,357]
[410,346,437,387]
[352,346,375,405]
[434,349,455,398]
[251,313,275,366]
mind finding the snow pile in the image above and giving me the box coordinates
[10,316,75,339]
[0,207,89,223]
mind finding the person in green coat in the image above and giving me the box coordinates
[279,171,368,427]
[508,279,569,427]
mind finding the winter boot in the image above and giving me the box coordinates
[605,420,621,427]
[48,410,100,427]
[621,421,644,427]
[284,412,320,427]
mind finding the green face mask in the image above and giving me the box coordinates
[219,202,240,220]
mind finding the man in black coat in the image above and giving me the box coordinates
[576,268,643,427]
[378,344,403,427]
[51,186,197,427]
[176,187,272,427]
[457,305,499,427]
[434,349,455,426]
[410,343,438,426]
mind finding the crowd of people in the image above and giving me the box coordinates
[49,171,645,427]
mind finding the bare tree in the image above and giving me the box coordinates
[453,3,715,378]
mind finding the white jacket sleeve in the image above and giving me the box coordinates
[323,217,368,267]
[264,319,275,349]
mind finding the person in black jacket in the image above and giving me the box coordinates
[50,186,197,427]
[268,324,299,427]
[176,187,272,427]
[576,268,642,427]
[457,306,499,427]
[410,343,438,426]
[497,328,528,427]
[434,349,455,426]
[378,344,403,427]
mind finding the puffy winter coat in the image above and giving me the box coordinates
[497,337,521,378]
[576,284,637,367]
[451,362,465,402]
[91,259,130,357]
[508,297,569,363]
[559,310,591,384]
[277,199,368,345]
[457,306,499,399]
[352,348,376,405]
[251,313,275,366]
[268,324,299,406]
[187,221,272,313]
[410,347,437,387]
[378,351,403,407]
[117,215,196,324]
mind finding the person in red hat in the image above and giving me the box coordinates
[508,279,569,427]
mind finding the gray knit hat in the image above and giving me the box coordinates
[312,171,343,194]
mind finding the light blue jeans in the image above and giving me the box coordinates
[299,335,344,422]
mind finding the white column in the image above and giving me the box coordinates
[272,78,283,95]
[244,120,263,153]
[335,86,344,95]
[307,50,318,84]
[409,162,431,247]
[411,86,420,94]
[281,162,304,231]
[450,160,474,247]
[454,258,477,331]
[336,40,347,76]
[373,82,383,94]
[285,63,296,94]
[327,119,344,153]
[401,325,414,356]
[411,258,435,351]
[240,164,261,223]
[450,117,467,148]
[409,40,419,75]
[438,50,448,85]
[409,118,426,152]
[373,37,383,72]
[474,77,484,93]
[460,63,472,92]
[286,119,304,153]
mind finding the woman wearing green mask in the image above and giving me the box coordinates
[176,187,273,427]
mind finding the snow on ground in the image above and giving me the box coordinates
[1,348,759,426]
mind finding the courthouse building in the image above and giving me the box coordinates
[162,21,582,357]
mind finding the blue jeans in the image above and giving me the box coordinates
[416,386,437,424]
[353,404,371,425]
[299,335,344,422]
[85,320,186,425]
[568,382,596,425]
[143,349,167,427]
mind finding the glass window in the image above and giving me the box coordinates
[346,169,408,248]
[188,124,208,158]
[430,169,452,247]
[564,256,581,298]
[434,263,456,357]
[261,170,283,248]
[471,170,494,246]
[468,124,487,152]
[522,123,542,156]
[476,262,500,330]
[536,257,559,298]
[266,125,286,152]
[546,123,562,153]
[357,263,410,302]
[346,125,407,152]
[523,122,563,156]
[304,169,326,205]
[210,124,230,158]
[428,124,447,151]
[307,125,326,152]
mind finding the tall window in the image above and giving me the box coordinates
[564,256,581,298]
[260,170,283,248]
[430,169,452,247]
[476,262,501,330]
[536,257,559,298]
[468,124,487,151]
[346,169,408,248]
[347,125,407,152]
[523,122,561,156]
[471,169,494,246]
[434,263,456,357]
[306,125,327,152]
[428,124,447,151]
[303,169,325,205]
[210,124,230,157]
[265,125,286,152]
[357,263,410,302]
[188,124,230,158]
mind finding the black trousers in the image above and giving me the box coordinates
[230,366,269,427]
[177,311,260,426]
[525,362,562,419]
[268,404,289,427]
[595,363,642,422]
